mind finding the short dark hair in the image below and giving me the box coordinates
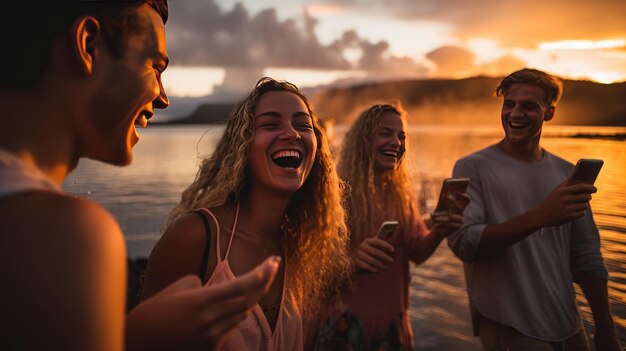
[494,68,563,107]
[1,1,168,89]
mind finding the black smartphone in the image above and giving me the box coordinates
[433,177,470,216]
[567,159,604,185]
[377,221,399,240]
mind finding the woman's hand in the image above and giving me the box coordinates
[354,238,395,273]
[430,190,468,238]
[430,213,464,239]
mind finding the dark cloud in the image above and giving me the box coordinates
[354,0,626,48]
[167,2,349,69]
[167,0,427,75]
[166,1,430,93]
[328,30,429,77]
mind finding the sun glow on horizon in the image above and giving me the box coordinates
[305,3,348,15]
[513,46,626,84]
[539,39,626,51]
[164,66,369,98]
[586,71,624,84]
[163,61,625,98]
[163,67,225,97]
[263,68,368,88]
[467,39,505,62]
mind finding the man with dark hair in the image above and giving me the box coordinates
[447,68,621,350]
[0,1,278,350]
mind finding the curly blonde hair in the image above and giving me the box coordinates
[338,103,418,249]
[168,77,351,314]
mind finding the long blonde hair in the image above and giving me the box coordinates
[338,103,418,249]
[168,77,351,313]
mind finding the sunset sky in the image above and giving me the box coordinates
[162,0,626,98]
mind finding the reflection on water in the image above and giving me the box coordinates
[63,124,626,350]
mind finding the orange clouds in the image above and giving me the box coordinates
[426,46,526,78]
[383,0,626,49]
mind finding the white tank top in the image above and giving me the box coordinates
[0,148,60,199]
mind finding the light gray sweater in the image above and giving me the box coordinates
[447,144,607,341]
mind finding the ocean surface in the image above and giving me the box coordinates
[63,124,626,350]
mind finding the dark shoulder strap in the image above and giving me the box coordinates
[193,210,212,281]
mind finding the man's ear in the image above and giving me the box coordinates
[72,16,101,75]
[544,106,555,122]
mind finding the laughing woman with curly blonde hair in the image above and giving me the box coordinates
[140,78,352,350]
[330,103,465,350]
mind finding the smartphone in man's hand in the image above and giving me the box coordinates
[567,159,603,186]
[433,177,470,216]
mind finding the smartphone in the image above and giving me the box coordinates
[377,221,399,240]
[433,177,470,216]
[567,159,604,185]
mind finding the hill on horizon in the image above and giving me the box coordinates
[312,77,626,126]
[165,77,626,126]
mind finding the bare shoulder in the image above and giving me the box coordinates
[1,191,123,252]
[156,211,211,254]
[0,191,126,349]
[140,211,213,300]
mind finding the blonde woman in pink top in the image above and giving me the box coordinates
[141,78,352,350]
[320,103,466,350]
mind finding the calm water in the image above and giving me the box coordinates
[63,124,626,350]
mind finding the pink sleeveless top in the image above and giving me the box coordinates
[199,206,304,351]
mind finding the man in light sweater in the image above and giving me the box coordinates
[447,68,621,350]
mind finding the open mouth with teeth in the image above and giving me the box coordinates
[271,150,303,169]
[381,150,399,158]
[508,121,529,129]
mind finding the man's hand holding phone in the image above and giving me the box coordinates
[533,159,602,228]
[533,182,596,227]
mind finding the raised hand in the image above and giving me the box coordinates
[534,182,596,227]
[430,213,464,239]
[126,256,280,351]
